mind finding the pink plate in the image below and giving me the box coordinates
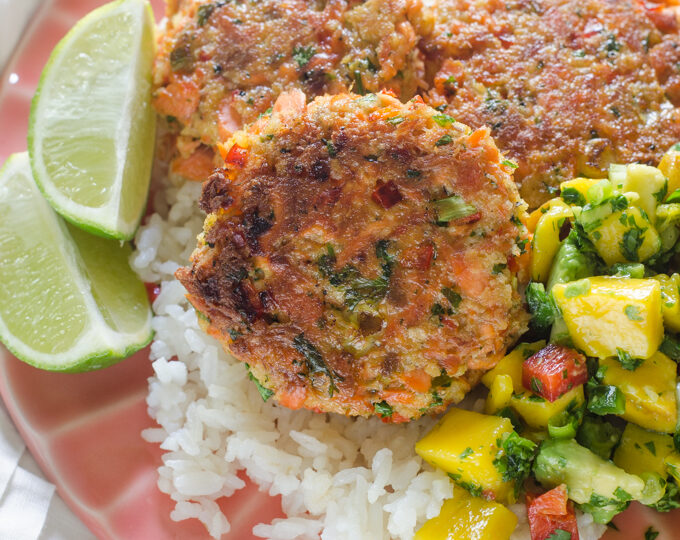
[0,1,678,539]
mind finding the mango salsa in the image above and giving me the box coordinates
[651,273,680,332]
[600,352,678,433]
[560,177,601,206]
[527,198,569,233]
[613,423,675,478]
[587,206,660,266]
[481,341,545,392]
[531,201,573,282]
[658,145,680,200]
[485,374,514,414]
[618,164,667,223]
[510,386,585,430]
[552,277,663,359]
[414,486,517,540]
[415,408,515,503]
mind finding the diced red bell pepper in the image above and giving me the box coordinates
[372,180,403,208]
[225,143,248,168]
[527,485,580,540]
[522,344,587,402]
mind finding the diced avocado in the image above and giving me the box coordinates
[533,438,645,523]
[485,374,514,414]
[651,274,680,332]
[576,415,622,460]
[618,164,667,224]
[546,231,596,291]
[613,423,675,478]
[655,203,680,253]
[414,486,517,540]
[600,352,678,433]
[415,408,519,503]
[659,145,680,198]
[552,276,663,359]
[609,262,645,279]
[531,201,573,282]
[510,386,585,430]
[481,341,544,392]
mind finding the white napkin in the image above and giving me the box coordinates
[0,403,97,540]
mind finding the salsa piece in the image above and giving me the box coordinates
[527,484,580,540]
[522,344,587,402]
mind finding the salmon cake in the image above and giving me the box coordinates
[153,0,433,180]
[421,0,680,208]
[176,91,530,421]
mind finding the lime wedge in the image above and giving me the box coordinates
[28,0,156,241]
[0,153,153,371]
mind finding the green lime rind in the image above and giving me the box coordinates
[0,153,153,372]
[27,0,156,242]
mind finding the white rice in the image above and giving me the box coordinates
[134,174,607,540]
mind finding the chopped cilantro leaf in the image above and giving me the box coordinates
[616,348,643,371]
[492,432,536,497]
[373,400,393,418]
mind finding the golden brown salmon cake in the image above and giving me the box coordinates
[421,0,680,208]
[176,91,530,421]
[152,0,433,181]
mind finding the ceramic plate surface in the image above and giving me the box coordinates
[0,1,678,539]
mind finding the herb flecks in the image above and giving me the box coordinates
[292,333,341,396]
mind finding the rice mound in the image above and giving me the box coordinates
[133,174,607,540]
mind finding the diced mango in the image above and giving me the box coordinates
[613,423,675,477]
[552,276,663,359]
[658,145,680,199]
[414,486,517,540]
[481,341,545,392]
[664,452,680,483]
[527,198,567,233]
[415,408,515,503]
[619,164,667,224]
[510,386,585,430]
[531,201,573,282]
[651,273,680,332]
[560,178,601,205]
[485,374,514,414]
[587,206,660,266]
[600,352,678,433]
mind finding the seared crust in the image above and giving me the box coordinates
[421,0,680,208]
[176,91,529,421]
[153,0,432,169]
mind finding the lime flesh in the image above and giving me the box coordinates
[0,153,152,371]
[28,0,156,241]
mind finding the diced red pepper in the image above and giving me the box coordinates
[451,210,482,225]
[372,180,403,208]
[522,344,587,402]
[225,143,248,168]
[145,282,161,304]
[527,485,580,540]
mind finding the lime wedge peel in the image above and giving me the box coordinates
[28,0,156,241]
[0,153,153,372]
